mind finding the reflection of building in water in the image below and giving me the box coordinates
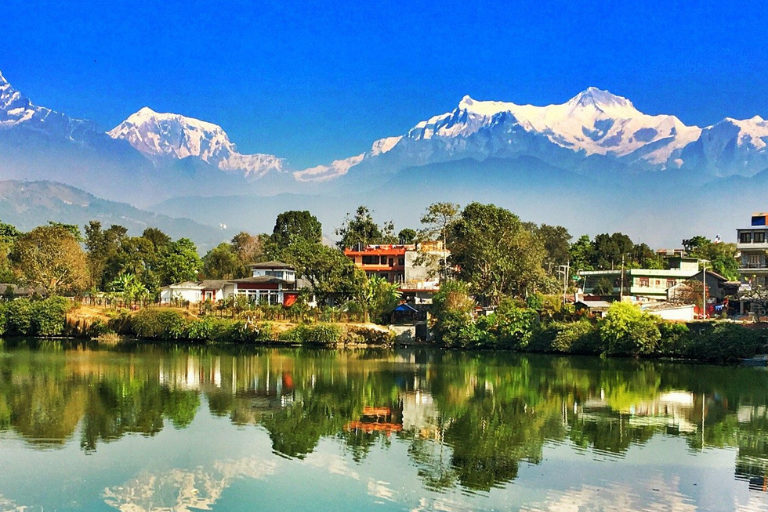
[346,404,404,435]
[401,391,440,439]
[580,390,699,434]
[734,405,768,491]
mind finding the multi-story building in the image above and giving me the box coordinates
[343,242,446,304]
[579,257,700,300]
[737,212,768,287]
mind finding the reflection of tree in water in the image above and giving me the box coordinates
[4,345,768,494]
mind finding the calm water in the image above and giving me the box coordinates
[0,342,767,511]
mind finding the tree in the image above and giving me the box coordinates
[10,225,89,294]
[684,236,739,281]
[355,275,401,323]
[84,222,128,290]
[141,227,171,251]
[398,228,417,245]
[202,243,242,280]
[231,231,266,266]
[270,211,322,249]
[335,206,395,249]
[598,302,660,356]
[449,203,546,304]
[281,240,362,305]
[569,235,595,273]
[529,224,571,272]
[158,238,202,285]
[48,221,83,241]
[592,233,634,270]
[431,280,476,346]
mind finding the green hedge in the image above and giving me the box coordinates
[0,297,70,337]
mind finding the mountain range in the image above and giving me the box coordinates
[0,69,766,247]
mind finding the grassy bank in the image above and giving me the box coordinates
[3,298,767,363]
[433,298,768,364]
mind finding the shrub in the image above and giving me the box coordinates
[301,323,342,344]
[686,323,768,363]
[5,299,33,335]
[527,320,601,354]
[256,321,274,341]
[598,302,661,356]
[431,281,476,347]
[278,325,305,343]
[31,297,69,336]
[131,309,188,339]
[656,322,692,356]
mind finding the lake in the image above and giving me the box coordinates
[0,341,766,511]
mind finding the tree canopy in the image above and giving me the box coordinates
[450,203,545,305]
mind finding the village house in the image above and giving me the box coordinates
[579,257,701,300]
[160,261,302,306]
[343,242,446,304]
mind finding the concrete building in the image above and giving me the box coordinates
[737,212,768,287]
[344,242,446,304]
[579,257,701,300]
[160,261,301,306]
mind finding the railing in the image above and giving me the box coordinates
[740,263,768,269]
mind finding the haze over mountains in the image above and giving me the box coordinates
[0,69,766,247]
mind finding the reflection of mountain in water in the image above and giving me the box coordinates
[1,344,768,493]
[103,458,276,512]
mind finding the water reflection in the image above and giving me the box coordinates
[0,342,767,502]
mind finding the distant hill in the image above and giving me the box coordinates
[0,180,232,252]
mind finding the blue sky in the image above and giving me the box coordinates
[2,0,767,167]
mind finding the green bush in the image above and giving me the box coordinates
[598,302,661,356]
[278,325,305,343]
[657,322,692,356]
[31,297,69,336]
[256,321,274,341]
[553,320,602,354]
[5,299,33,335]
[131,309,188,339]
[686,323,768,363]
[527,320,601,354]
[301,323,342,344]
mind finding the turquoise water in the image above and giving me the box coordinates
[0,342,766,511]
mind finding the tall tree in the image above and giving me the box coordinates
[335,206,395,249]
[282,240,363,305]
[270,211,322,249]
[450,203,545,305]
[84,222,128,290]
[10,225,89,294]
[158,238,202,285]
[231,231,266,266]
[202,243,242,280]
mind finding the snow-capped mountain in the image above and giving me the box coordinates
[108,108,285,179]
[679,116,768,177]
[0,71,97,141]
[297,87,708,182]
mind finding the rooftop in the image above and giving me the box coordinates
[247,261,295,270]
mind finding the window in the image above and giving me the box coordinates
[756,232,766,243]
[380,255,387,265]
[398,257,405,266]
[638,277,649,287]
[741,232,753,243]
[362,255,378,265]
[666,279,677,288]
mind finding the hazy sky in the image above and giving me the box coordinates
[3,0,767,167]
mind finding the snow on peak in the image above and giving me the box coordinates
[403,88,701,164]
[108,108,284,178]
[0,70,96,139]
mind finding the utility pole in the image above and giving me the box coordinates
[558,262,570,304]
[620,254,625,301]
